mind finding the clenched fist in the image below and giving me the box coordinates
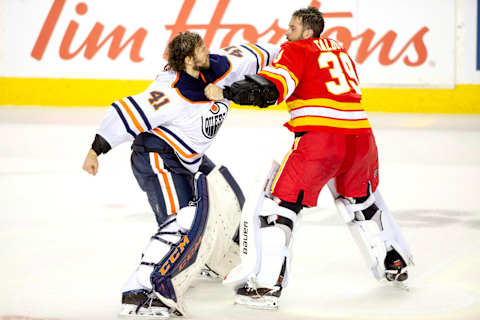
[82,149,99,176]
[204,83,224,100]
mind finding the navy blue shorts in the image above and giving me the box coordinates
[131,132,215,225]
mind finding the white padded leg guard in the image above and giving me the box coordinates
[229,197,297,311]
[224,161,281,287]
[120,174,220,317]
[204,165,243,278]
[327,180,414,281]
[255,198,297,288]
[139,216,185,290]
[374,189,414,267]
[335,197,388,280]
[120,208,195,318]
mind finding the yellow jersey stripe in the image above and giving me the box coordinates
[287,98,362,111]
[273,63,299,87]
[271,136,301,193]
[259,70,288,101]
[271,149,292,192]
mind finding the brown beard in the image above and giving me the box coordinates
[193,58,210,71]
[287,33,305,42]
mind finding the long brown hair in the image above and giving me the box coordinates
[166,31,203,72]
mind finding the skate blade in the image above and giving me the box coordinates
[119,304,171,319]
[234,294,279,310]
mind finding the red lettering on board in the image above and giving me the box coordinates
[31,0,147,62]
[31,0,428,67]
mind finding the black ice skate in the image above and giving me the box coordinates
[119,289,173,318]
[384,249,408,282]
[235,284,282,310]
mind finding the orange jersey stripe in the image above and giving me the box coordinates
[119,98,144,133]
[171,72,180,88]
[152,128,199,159]
[247,44,265,68]
[171,73,209,104]
[213,56,233,84]
[154,153,177,214]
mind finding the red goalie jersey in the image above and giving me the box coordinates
[259,38,372,134]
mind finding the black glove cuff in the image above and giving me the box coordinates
[223,87,233,101]
[91,134,111,156]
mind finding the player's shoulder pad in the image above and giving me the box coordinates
[279,40,308,56]
[276,40,308,62]
[321,37,345,51]
[202,54,231,83]
[327,38,344,49]
[280,40,301,51]
[153,70,178,85]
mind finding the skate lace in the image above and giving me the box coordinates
[135,294,150,314]
[244,278,280,296]
[134,293,164,315]
[245,277,259,294]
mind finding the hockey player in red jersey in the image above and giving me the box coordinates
[205,6,414,310]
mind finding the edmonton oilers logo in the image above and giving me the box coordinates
[201,101,228,139]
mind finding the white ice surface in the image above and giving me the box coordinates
[0,107,479,320]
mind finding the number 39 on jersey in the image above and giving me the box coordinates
[317,50,361,96]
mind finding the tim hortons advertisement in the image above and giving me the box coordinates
[1,0,455,87]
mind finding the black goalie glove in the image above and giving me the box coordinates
[223,74,279,108]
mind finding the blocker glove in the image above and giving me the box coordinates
[223,75,279,108]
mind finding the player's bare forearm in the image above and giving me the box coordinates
[82,149,99,176]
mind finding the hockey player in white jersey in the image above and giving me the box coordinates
[82,31,279,318]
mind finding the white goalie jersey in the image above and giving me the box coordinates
[97,43,280,172]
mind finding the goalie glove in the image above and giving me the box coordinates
[223,74,279,108]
